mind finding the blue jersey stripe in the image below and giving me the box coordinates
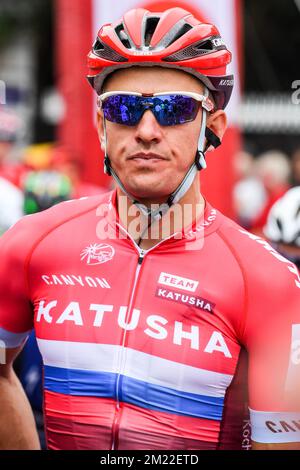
[44,365,224,420]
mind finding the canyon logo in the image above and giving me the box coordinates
[80,243,115,265]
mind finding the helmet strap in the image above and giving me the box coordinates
[103,119,112,176]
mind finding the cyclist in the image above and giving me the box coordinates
[0,7,299,450]
[0,176,23,236]
[22,170,73,215]
[0,108,24,234]
[0,107,25,188]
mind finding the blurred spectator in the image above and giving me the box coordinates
[0,107,26,187]
[23,143,53,171]
[251,150,291,234]
[22,143,108,198]
[23,170,73,214]
[0,108,24,235]
[0,176,24,235]
[291,148,300,187]
[233,150,267,229]
[49,144,107,198]
[264,186,300,269]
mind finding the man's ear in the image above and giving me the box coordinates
[96,110,105,151]
[206,110,227,146]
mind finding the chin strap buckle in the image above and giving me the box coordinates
[195,127,222,171]
[195,150,207,170]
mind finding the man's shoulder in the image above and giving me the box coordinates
[34,191,110,222]
[17,191,109,229]
[0,191,111,257]
[217,209,283,262]
[216,210,299,289]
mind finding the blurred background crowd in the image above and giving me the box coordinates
[1,0,300,448]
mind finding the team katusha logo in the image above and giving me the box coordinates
[80,243,115,265]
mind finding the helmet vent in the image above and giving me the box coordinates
[115,24,131,49]
[93,36,128,62]
[195,39,214,51]
[144,17,160,47]
[163,36,225,62]
[165,23,193,47]
[93,38,105,52]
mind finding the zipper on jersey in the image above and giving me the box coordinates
[110,223,179,450]
[111,247,145,450]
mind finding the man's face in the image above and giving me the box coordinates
[97,67,207,201]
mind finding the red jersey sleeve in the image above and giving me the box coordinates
[222,223,300,443]
[0,217,35,348]
[0,195,104,350]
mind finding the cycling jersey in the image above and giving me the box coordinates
[0,190,299,450]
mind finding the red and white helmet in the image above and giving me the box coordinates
[264,187,300,248]
[87,7,234,110]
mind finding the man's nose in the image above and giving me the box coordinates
[134,109,163,144]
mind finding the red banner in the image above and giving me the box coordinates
[55,0,110,188]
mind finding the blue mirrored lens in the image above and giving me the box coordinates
[152,95,199,125]
[101,95,142,126]
[102,94,199,126]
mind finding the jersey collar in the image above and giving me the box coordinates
[104,189,222,246]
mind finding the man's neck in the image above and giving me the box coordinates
[116,179,205,250]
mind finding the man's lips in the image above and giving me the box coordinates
[127,153,168,161]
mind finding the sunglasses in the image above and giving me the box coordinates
[98,91,214,127]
